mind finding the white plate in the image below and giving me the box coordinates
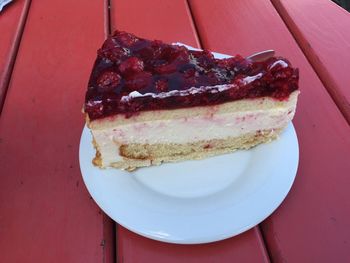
[79,123,299,244]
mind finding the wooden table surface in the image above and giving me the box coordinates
[0,1,349,262]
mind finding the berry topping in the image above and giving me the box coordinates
[114,31,139,47]
[97,71,121,90]
[119,57,144,75]
[97,38,130,62]
[155,79,168,92]
[85,30,299,120]
[84,100,104,119]
[154,62,178,74]
[125,71,152,90]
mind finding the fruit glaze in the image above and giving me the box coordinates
[85,30,299,120]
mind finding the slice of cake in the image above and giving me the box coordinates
[84,30,299,171]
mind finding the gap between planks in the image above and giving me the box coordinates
[0,0,31,115]
[103,1,116,262]
[187,1,272,261]
[270,0,350,125]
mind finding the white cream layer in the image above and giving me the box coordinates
[92,104,296,165]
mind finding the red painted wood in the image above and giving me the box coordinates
[0,1,115,262]
[189,0,350,262]
[117,227,270,263]
[110,0,200,46]
[272,0,350,124]
[110,0,270,262]
[0,0,30,113]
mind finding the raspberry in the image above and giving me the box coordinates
[234,57,253,73]
[97,71,121,90]
[125,71,152,90]
[97,37,130,62]
[183,77,197,88]
[85,100,104,118]
[155,62,177,74]
[218,57,238,69]
[155,79,168,92]
[274,69,292,79]
[170,47,189,61]
[207,71,220,85]
[114,31,139,47]
[183,67,196,78]
[119,57,144,75]
[202,49,214,59]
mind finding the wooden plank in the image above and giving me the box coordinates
[189,0,350,262]
[110,0,270,262]
[271,0,350,124]
[117,227,269,263]
[0,0,30,113]
[110,0,200,46]
[0,1,115,262]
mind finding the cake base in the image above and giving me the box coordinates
[93,128,282,171]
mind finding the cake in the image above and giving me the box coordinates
[84,30,299,171]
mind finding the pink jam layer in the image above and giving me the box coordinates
[85,31,299,120]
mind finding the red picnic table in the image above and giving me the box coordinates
[1,0,350,262]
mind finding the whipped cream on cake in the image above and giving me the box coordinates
[84,30,299,171]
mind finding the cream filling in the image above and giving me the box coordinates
[92,104,296,165]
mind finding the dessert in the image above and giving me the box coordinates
[84,30,299,171]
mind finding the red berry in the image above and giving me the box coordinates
[102,37,118,50]
[98,47,129,62]
[85,100,104,118]
[155,79,168,92]
[202,49,214,59]
[274,70,289,79]
[218,57,238,69]
[207,71,219,85]
[170,47,189,61]
[184,77,197,88]
[97,71,121,90]
[151,40,165,57]
[125,71,152,90]
[155,62,177,74]
[231,74,245,86]
[234,58,252,73]
[160,46,174,60]
[119,57,144,74]
[114,31,139,47]
[183,67,196,78]
[97,37,131,62]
